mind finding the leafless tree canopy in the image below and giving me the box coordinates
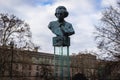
[95,1,120,60]
[0,13,35,50]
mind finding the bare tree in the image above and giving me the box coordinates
[0,13,35,50]
[95,1,120,60]
[95,1,120,80]
[0,13,37,80]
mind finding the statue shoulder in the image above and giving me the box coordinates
[48,21,57,29]
[65,21,72,26]
[49,21,58,25]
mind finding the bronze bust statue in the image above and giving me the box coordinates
[48,6,75,46]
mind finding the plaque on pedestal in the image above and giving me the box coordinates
[53,36,70,46]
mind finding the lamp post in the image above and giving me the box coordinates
[10,41,14,80]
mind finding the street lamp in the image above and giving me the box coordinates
[10,41,14,80]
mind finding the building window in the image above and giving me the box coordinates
[45,58,48,63]
[29,65,32,70]
[22,65,24,70]
[29,72,31,76]
[1,71,4,75]
[38,57,42,63]
[36,65,39,70]
[36,72,39,77]
[15,64,19,69]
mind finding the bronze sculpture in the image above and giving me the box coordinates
[48,6,75,46]
[48,6,75,80]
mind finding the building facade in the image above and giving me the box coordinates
[70,53,97,80]
[0,47,54,80]
[0,47,97,80]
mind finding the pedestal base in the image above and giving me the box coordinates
[54,46,70,80]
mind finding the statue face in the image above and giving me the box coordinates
[55,9,65,19]
[55,6,68,20]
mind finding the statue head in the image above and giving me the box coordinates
[55,6,69,19]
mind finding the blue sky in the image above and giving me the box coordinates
[0,0,117,54]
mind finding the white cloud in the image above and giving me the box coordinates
[101,0,117,7]
[0,0,103,54]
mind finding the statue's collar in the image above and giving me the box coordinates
[57,20,66,24]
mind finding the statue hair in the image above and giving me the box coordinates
[55,6,69,18]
